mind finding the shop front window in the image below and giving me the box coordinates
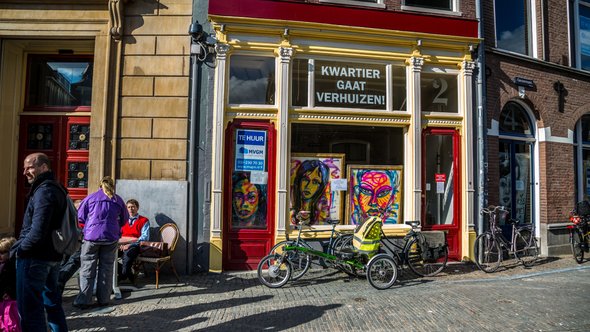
[421,72,458,113]
[292,59,406,111]
[291,124,404,225]
[229,55,275,105]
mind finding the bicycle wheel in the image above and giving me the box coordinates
[514,228,539,267]
[570,227,585,264]
[270,240,311,280]
[257,254,292,288]
[329,234,353,255]
[366,254,398,290]
[405,236,448,277]
[473,232,501,273]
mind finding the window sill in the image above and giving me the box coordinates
[319,0,386,10]
[401,5,462,17]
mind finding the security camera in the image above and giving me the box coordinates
[189,22,204,42]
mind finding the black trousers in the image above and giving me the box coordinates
[121,244,140,278]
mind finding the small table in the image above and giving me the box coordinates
[113,236,138,299]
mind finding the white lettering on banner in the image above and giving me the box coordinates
[336,80,367,91]
[316,92,385,105]
[320,66,381,79]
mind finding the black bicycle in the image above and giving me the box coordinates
[474,205,539,273]
[568,202,590,264]
[381,221,449,277]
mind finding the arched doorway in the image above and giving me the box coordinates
[498,101,536,236]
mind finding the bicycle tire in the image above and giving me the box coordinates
[473,232,501,273]
[405,235,448,277]
[269,240,311,280]
[257,254,292,288]
[329,233,353,255]
[514,228,539,267]
[570,227,585,264]
[366,254,398,290]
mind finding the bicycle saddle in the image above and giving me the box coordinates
[325,219,340,225]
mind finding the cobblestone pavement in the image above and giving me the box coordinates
[63,255,590,331]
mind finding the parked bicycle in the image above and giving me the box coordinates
[381,221,449,277]
[568,201,590,264]
[474,205,539,273]
[258,216,399,290]
[269,211,354,280]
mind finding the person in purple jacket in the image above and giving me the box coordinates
[73,176,128,309]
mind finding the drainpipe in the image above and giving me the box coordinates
[187,23,202,274]
[476,0,488,234]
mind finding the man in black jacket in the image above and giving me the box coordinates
[11,152,68,331]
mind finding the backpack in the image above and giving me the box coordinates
[50,183,82,256]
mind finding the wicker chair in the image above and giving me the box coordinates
[135,223,180,288]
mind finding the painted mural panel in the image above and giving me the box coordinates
[290,153,345,225]
[347,165,403,225]
[231,171,267,228]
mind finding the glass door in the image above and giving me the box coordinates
[499,140,533,236]
[422,128,461,260]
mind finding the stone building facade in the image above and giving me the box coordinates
[0,0,194,272]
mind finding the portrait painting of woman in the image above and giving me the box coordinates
[290,154,345,225]
[232,172,267,228]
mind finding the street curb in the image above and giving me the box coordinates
[443,264,590,284]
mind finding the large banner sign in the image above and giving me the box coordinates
[235,129,267,171]
[314,60,386,109]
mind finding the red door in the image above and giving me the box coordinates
[15,53,93,234]
[222,120,276,270]
[16,116,90,235]
[422,128,461,260]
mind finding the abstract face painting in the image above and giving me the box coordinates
[348,166,402,225]
[232,172,267,228]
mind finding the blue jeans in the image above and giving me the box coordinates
[16,258,68,332]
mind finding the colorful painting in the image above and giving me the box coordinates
[231,171,267,228]
[347,165,403,225]
[290,153,345,225]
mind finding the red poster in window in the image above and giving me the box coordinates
[435,173,446,182]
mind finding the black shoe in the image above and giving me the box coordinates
[72,303,91,310]
[97,302,111,307]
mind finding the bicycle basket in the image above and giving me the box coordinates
[352,216,383,256]
[575,201,590,217]
[420,231,447,262]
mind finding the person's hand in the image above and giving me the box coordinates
[120,244,130,251]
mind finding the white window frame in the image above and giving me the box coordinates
[571,0,590,71]
[319,0,386,9]
[401,0,462,16]
[493,0,538,58]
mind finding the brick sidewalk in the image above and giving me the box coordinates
[62,254,590,331]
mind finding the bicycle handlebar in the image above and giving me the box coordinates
[480,205,508,215]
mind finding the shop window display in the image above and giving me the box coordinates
[291,124,404,225]
[292,59,406,111]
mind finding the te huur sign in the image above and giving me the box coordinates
[314,60,387,109]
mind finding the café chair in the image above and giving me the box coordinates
[134,223,180,288]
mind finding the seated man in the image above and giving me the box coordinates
[119,199,150,282]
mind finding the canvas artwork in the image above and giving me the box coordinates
[231,171,267,229]
[347,165,403,225]
[290,153,345,225]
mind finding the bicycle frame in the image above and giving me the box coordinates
[282,244,365,271]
